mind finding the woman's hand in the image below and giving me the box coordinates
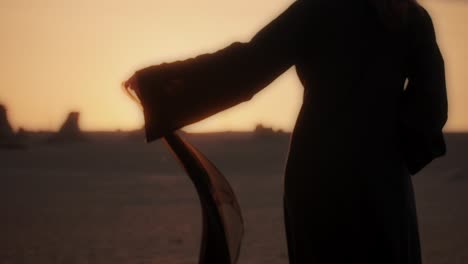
[122,73,143,105]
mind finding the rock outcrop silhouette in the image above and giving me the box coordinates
[253,124,287,139]
[0,104,25,149]
[0,104,14,140]
[49,112,85,142]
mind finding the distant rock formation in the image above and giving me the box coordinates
[0,104,26,149]
[253,124,288,140]
[0,104,14,139]
[254,124,275,135]
[48,112,85,143]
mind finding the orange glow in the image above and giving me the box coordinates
[0,0,466,132]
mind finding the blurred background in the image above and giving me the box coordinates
[0,0,467,263]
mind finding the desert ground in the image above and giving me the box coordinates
[0,131,467,264]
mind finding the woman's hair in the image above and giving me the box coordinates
[368,0,416,29]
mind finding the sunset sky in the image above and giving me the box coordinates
[0,0,466,132]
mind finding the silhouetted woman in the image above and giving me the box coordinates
[124,0,448,263]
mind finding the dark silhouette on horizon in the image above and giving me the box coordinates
[0,104,26,149]
[124,0,448,263]
[0,105,14,140]
[48,112,86,143]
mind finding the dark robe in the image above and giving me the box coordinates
[133,1,448,263]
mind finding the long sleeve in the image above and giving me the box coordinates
[135,1,309,142]
[399,6,448,175]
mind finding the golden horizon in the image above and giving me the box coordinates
[0,0,467,133]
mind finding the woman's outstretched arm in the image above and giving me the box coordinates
[126,1,310,141]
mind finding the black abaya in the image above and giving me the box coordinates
[131,1,448,263]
